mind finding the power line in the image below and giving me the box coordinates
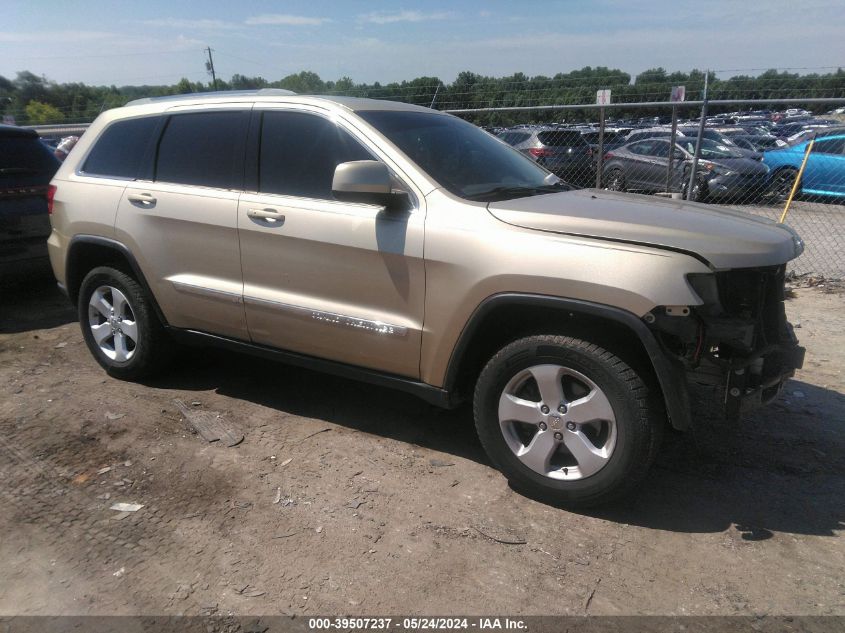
[1,49,207,62]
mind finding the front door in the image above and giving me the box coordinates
[805,136,845,196]
[237,107,426,378]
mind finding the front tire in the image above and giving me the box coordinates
[769,167,798,202]
[473,335,661,507]
[686,178,708,202]
[604,168,626,192]
[78,266,170,380]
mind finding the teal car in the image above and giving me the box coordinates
[763,131,845,200]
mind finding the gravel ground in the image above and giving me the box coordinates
[0,279,842,617]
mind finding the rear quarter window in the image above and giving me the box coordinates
[537,131,584,146]
[82,117,160,179]
[498,132,531,146]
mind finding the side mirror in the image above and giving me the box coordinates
[332,160,409,210]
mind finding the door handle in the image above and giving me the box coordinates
[247,208,285,224]
[127,193,157,207]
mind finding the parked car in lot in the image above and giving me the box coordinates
[48,91,805,507]
[764,130,845,200]
[621,127,679,144]
[731,134,787,152]
[497,126,595,185]
[0,124,61,282]
[772,121,833,139]
[602,137,769,201]
[579,130,628,154]
[677,127,763,161]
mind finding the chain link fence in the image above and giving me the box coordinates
[24,95,845,278]
[449,99,845,279]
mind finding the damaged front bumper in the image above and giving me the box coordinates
[648,264,805,422]
[720,329,805,418]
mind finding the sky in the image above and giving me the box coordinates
[2,0,845,87]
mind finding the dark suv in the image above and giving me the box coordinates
[498,126,595,185]
[0,125,60,282]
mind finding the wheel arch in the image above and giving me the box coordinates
[66,235,168,326]
[443,293,692,430]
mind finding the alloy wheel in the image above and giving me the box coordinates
[88,285,139,362]
[497,364,617,480]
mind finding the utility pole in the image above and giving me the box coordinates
[686,70,709,200]
[205,46,218,91]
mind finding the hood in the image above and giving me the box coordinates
[487,189,802,270]
[731,148,765,163]
[701,154,769,176]
[714,157,767,173]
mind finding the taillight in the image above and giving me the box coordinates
[47,184,57,214]
[528,147,555,158]
[604,152,614,160]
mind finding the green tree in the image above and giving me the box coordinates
[24,100,65,124]
[230,74,267,90]
[271,71,325,94]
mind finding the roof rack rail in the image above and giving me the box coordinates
[125,88,297,106]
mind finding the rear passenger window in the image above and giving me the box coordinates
[259,111,374,199]
[82,117,158,179]
[628,141,654,155]
[155,111,247,188]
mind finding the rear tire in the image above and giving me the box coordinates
[78,266,171,380]
[473,335,662,507]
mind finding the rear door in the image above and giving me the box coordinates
[114,106,250,339]
[237,105,426,378]
[621,141,660,189]
[642,140,673,190]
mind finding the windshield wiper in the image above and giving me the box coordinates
[465,182,571,202]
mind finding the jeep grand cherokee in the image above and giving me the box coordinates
[47,90,805,506]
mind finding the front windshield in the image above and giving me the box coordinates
[677,138,744,159]
[357,110,567,201]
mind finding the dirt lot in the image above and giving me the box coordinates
[0,278,843,617]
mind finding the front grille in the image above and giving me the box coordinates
[715,265,788,347]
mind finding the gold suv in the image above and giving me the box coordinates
[48,90,805,506]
